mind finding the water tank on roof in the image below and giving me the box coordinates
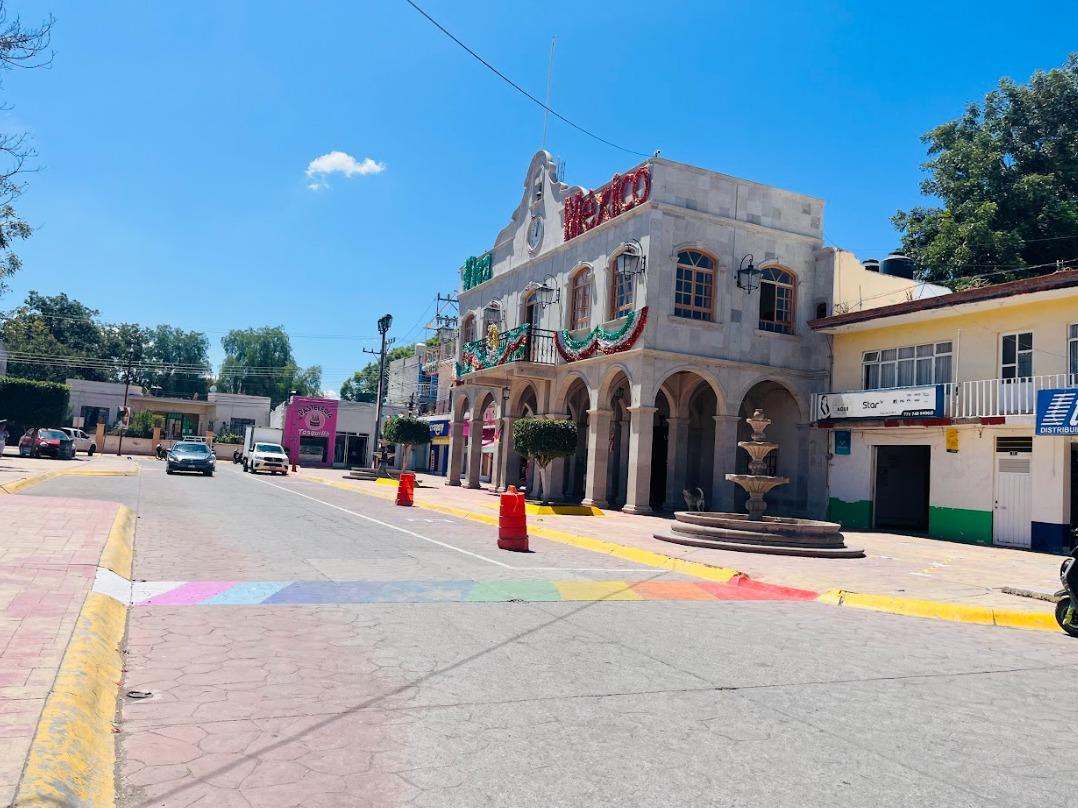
[863,258,880,273]
[881,252,916,279]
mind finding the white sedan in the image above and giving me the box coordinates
[61,427,97,455]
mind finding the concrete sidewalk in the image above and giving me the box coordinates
[0,494,123,803]
[295,467,1062,615]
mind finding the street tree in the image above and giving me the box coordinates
[142,325,212,398]
[893,54,1078,286]
[382,415,431,471]
[340,345,416,401]
[1,291,111,382]
[511,417,578,504]
[219,326,320,405]
[0,7,53,296]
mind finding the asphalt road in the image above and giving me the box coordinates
[28,463,1078,807]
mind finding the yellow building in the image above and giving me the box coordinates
[810,269,1078,553]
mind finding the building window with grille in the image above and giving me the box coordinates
[569,266,593,330]
[758,267,795,334]
[610,251,637,319]
[460,315,476,347]
[863,342,952,390]
[673,250,714,321]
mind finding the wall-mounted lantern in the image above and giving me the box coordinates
[524,277,560,308]
[737,254,761,293]
[616,239,647,278]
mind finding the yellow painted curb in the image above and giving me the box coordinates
[13,592,126,808]
[99,505,135,580]
[818,589,1058,632]
[0,466,138,494]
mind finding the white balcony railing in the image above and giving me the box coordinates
[951,373,1077,418]
[814,374,1078,421]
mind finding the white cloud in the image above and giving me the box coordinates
[321,389,340,400]
[305,151,385,190]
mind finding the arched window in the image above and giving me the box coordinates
[569,267,593,330]
[758,267,796,334]
[460,314,476,345]
[674,250,714,321]
[610,251,637,319]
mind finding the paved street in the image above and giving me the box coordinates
[24,465,1078,807]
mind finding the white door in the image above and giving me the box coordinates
[993,456,1032,547]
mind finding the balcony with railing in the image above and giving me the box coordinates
[813,373,1078,422]
[456,324,560,379]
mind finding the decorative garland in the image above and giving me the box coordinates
[456,323,530,378]
[460,253,493,290]
[555,306,649,362]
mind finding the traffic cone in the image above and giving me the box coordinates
[497,485,529,551]
[395,471,415,506]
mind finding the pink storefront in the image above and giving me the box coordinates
[282,396,338,467]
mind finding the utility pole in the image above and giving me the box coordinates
[116,352,134,457]
[363,313,393,468]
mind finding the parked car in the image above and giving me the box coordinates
[61,427,97,455]
[166,441,216,476]
[246,442,290,475]
[18,428,76,460]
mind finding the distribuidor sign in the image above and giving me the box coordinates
[815,385,943,421]
[1035,389,1078,435]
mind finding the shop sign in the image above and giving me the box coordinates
[945,427,959,453]
[815,385,943,421]
[1035,389,1078,435]
[428,420,450,439]
[563,165,651,242]
[834,430,851,455]
[460,253,493,290]
[296,403,334,436]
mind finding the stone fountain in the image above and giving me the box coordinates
[654,409,863,558]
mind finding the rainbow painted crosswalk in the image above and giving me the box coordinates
[131,577,819,606]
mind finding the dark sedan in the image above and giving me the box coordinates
[166,441,216,476]
[18,428,76,459]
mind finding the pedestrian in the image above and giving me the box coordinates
[0,420,7,459]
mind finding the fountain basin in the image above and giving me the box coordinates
[655,511,864,558]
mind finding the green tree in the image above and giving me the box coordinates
[894,54,1078,286]
[218,326,320,405]
[0,8,53,296]
[511,417,578,504]
[340,345,416,401]
[1,292,111,382]
[382,415,431,471]
[142,325,212,398]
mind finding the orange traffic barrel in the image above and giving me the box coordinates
[497,485,529,552]
[396,471,415,506]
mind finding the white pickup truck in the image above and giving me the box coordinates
[241,426,289,475]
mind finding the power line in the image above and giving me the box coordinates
[401,0,651,158]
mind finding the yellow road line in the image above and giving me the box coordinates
[13,593,126,808]
[0,466,139,494]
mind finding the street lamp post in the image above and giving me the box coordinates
[371,313,393,469]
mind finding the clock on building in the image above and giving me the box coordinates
[527,215,544,253]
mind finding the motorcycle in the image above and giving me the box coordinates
[1054,535,1078,638]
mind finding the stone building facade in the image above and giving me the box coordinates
[447,151,923,516]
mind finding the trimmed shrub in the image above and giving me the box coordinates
[511,417,578,503]
[383,415,433,471]
[0,376,70,436]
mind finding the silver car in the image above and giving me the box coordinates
[61,427,97,455]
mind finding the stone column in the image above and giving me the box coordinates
[664,416,688,509]
[446,420,465,486]
[582,408,612,508]
[711,414,741,513]
[465,416,484,488]
[495,415,517,492]
[623,405,657,515]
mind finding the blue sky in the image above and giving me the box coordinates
[3,1,1077,392]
